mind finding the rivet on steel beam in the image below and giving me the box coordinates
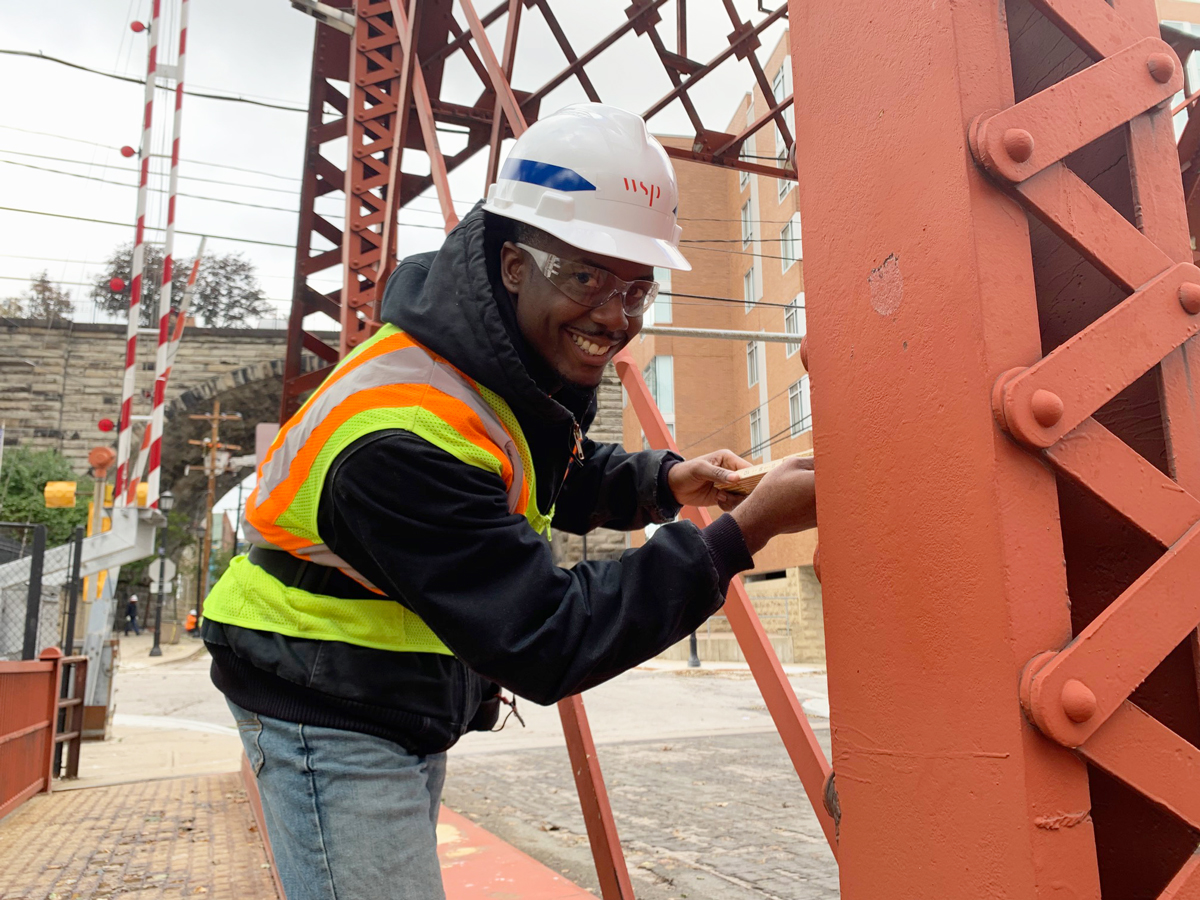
[1061,679,1097,723]
[799,335,810,372]
[1147,52,1176,84]
[1180,283,1200,314]
[991,367,1026,434]
[1002,128,1034,164]
[1030,389,1064,428]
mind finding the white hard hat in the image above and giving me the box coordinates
[485,103,691,271]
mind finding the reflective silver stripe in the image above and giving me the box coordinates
[243,533,384,594]
[255,339,526,515]
[241,517,268,547]
[294,544,383,593]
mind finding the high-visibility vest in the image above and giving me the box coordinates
[202,324,552,656]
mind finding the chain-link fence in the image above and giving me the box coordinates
[0,523,76,661]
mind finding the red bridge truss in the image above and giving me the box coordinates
[277,1,1200,897]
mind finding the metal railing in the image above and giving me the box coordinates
[0,646,87,822]
[0,524,90,662]
[0,523,48,662]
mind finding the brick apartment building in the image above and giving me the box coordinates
[623,32,824,664]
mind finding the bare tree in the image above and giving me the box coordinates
[90,242,271,327]
[4,271,73,321]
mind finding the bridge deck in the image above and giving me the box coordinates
[0,771,597,900]
[0,772,278,899]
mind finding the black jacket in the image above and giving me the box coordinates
[203,205,752,755]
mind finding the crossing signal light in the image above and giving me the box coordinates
[44,481,77,509]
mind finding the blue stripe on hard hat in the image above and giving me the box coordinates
[500,158,596,191]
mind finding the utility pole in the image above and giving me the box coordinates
[187,400,241,619]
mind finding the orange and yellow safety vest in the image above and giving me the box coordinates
[202,324,551,655]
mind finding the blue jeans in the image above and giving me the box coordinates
[228,700,448,900]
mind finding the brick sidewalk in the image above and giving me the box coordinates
[0,773,277,899]
[0,770,599,900]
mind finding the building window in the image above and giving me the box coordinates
[644,355,675,437]
[740,105,752,187]
[785,295,806,357]
[789,376,812,436]
[741,200,753,246]
[773,66,788,155]
[778,151,793,200]
[747,341,759,387]
[781,221,799,270]
[749,407,764,459]
[791,211,803,261]
[647,266,672,325]
[744,267,755,313]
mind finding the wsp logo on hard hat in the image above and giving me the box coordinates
[623,179,663,208]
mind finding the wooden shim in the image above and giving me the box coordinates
[715,450,814,495]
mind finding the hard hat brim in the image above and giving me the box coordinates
[485,203,692,272]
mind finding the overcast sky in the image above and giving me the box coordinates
[1,0,786,327]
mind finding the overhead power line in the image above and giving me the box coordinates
[0,205,296,249]
[680,383,794,453]
[0,253,108,265]
[0,158,443,229]
[743,422,811,459]
[0,148,472,221]
[0,147,306,195]
[0,48,309,112]
[0,275,295,308]
[662,291,800,310]
[0,49,470,134]
[0,158,310,215]
[0,124,304,182]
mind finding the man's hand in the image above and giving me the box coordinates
[667,449,754,512]
[729,456,816,555]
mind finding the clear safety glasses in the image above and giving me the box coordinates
[516,243,659,317]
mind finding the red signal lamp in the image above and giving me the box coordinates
[120,146,136,158]
[98,418,115,433]
[109,277,126,293]
[130,21,146,32]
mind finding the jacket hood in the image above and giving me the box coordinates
[380,202,585,427]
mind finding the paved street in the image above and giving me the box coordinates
[108,640,840,900]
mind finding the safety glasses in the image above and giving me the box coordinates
[516,243,659,317]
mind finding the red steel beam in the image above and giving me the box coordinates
[791,0,1105,894]
[1160,854,1200,900]
[458,12,636,896]
[458,0,527,139]
[287,0,805,422]
[341,0,405,354]
[484,0,522,188]
[557,695,637,900]
[374,0,421,293]
[615,350,838,852]
[530,0,602,102]
[280,12,352,423]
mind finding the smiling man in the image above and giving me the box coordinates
[200,103,818,900]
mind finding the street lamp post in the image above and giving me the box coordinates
[149,490,175,657]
